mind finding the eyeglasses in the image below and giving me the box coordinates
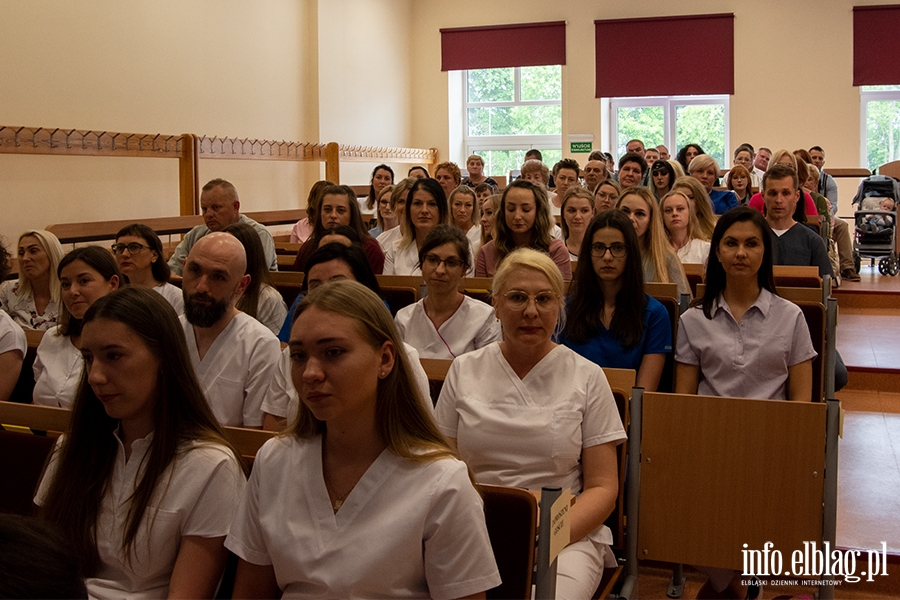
[111,243,149,255]
[423,254,464,269]
[502,290,558,311]
[590,243,627,258]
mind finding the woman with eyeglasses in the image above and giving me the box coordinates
[561,211,672,392]
[394,226,500,360]
[113,224,183,314]
[592,179,622,212]
[650,159,677,201]
[436,247,626,599]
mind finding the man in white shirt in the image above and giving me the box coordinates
[753,147,772,181]
[168,178,278,275]
[180,233,281,427]
[656,145,670,160]
[808,145,839,214]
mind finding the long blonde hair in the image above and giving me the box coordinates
[16,230,64,303]
[672,176,716,241]
[288,280,455,463]
[618,187,686,286]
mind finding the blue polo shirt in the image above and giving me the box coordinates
[709,189,739,215]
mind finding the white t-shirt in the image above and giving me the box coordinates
[394,296,501,360]
[376,226,402,253]
[675,238,711,266]
[384,240,421,276]
[0,309,26,358]
[35,433,246,600]
[465,225,483,257]
[153,282,184,315]
[181,312,281,427]
[225,435,501,599]
[32,325,81,408]
[262,342,434,421]
[255,284,288,336]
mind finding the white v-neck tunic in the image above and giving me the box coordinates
[36,433,246,600]
[394,296,501,359]
[225,435,500,599]
[181,312,281,427]
[32,325,81,408]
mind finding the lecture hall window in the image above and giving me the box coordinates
[860,85,900,171]
[464,65,562,177]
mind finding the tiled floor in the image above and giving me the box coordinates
[837,312,900,371]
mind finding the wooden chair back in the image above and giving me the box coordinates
[645,282,679,393]
[478,483,537,600]
[773,265,822,288]
[601,368,635,553]
[682,262,705,297]
[637,392,827,570]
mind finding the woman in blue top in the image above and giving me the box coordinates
[561,210,672,392]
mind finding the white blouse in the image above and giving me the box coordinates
[32,325,82,408]
[394,296,501,360]
[0,310,26,358]
[36,433,246,600]
[0,279,59,330]
[153,282,184,315]
[675,238,711,265]
[255,284,288,336]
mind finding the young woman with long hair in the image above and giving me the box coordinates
[726,164,753,205]
[384,178,450,276]
[448,185,482,252]
[375,177,417,252]
[616,187,690,296]
[37,287,246,599]
[671,175,718,241]
[227,280,500,597]
[660,190,712,265]
[479,193,500,247]
[367,184,397,238]
[475,179,572,278]
[293,184,384,274]
[33,247,121,408]
[0,230,64,330]
[593,179,622,212]
[561,210,672,391]
[365,164,394,211]
[290,180,333,244]
[224,222,287,335]
[561,187,596,261]
[113,223,182,314]
[650,159,677,201]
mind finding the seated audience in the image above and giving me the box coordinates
[594,179,622,211]
[367,184,397,238]
[650,159,677,201]
[561,210,672,391]
[293,184,384,274]
[561,187,597,261]
[228,281,500,599]
[37,287,246,599]
[33,247,120,408]
[436,248,626,599]
[384,178,450,276]
[434,161,461,200]
[583,159,608,192]
[617,187,690,296]
[657,145,671,160]
[748,150,819,219]
[726,164,753,205]
[395,225,500,359]
[461,154,498,188]
[475,180,572,278]
[224,222,287,335]
[376,177,416,252]
[551,158,581,213]
[480,193,499,248]
[689,154,738,214]
[672,176,717,240]
[408,165,429,179]
[365,164,394,211]
[676,206,816,401]
[730,144,761,187]
[168,178,277,274]
[0,242,25,401]
[661,190,712,265]
[290,180,332,244]
[801,162,833,241]
[676,143,704,173]
[113,224,183,314]
[180,233,281,427]
[644,147,660,170]
[617,152,647,189]
[0,230,64,330]
[448,185,482,252]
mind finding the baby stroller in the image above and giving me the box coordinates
[851,175,899,276]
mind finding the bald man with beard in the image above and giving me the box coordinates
[180,233,281,427]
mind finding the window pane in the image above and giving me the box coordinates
[467,105,562,136]
[467,68,515,103]
[520,65,561,101]
[471,148,562,177]
[866,100,900,171]
[676,104,726,166]
[616,106,664,157]
[862,85,900,92]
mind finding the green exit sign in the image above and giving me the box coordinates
[570,141,592,153]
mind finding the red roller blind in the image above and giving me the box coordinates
[440,21,566,71]
[595,14,734,98]
[853,5,900,86]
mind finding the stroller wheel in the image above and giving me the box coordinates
[889,258,900,277]
[879,259,888,275]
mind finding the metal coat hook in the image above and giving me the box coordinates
[48,128,59,148]
[13,126,25,147]
[95,132,106,151]
[124,133,135,151]
[209,136,218,155]
[151,133,160,152]
[64,129,76,149]
[111,132,121,152]
[250,139,258,155]
[31,128,43,148]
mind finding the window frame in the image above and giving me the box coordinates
[463,66,562,171]
[859,86,900,171]
[608,94,730,166]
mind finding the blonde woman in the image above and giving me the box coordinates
[376,177,416,252]
[368,185,397,238]
[661,190,711,265]
[448,185,482,252]
[0,230,64,330]
[617,187,690,296]
[479,193,500,248]
[688,154,738,214]
[672,176,717,241]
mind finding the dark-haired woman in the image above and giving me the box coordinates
[224,222,287,335]
[394,225,500,359]
[475,179,572,278]
[293,184,385,274]
[650,159,676,201]
[113,224,183,314]
[33,247,120,408]
[37,287,246,599]
[676,207,816,401]
[291,180,332,244]
[227,281,500,598]
[676,143,704,174]
[561,211,672,392]
[384,178,451,276]
[365,164,394,211]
